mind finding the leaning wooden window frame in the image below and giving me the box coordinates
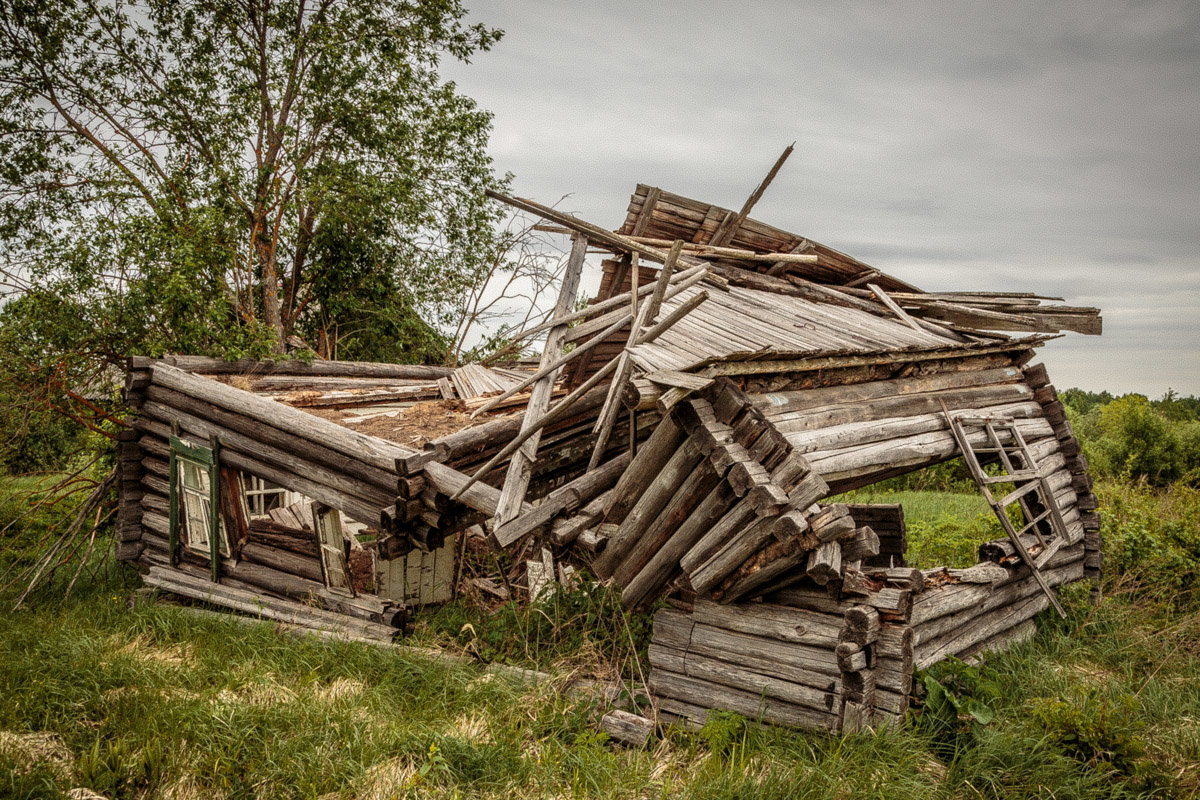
[167,435,234,581]
[311,503,355,596]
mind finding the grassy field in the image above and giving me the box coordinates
[1,477,1198,799]
[834,488,998,569]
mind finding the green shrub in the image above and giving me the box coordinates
[1097,478,1200,605]
[912,657,1002,759]
[697,710,749,760]
[1031,691,1166,789]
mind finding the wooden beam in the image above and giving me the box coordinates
[867,283,926,334]
[709,143,795,247]
[493,234,588,529]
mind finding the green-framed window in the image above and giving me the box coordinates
[168,436,231,581]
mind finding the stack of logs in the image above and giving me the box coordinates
[588,380,842,609]
[389,384,653,553]
[650,585,912,733]
[650,520,1088,733]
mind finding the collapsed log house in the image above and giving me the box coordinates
[117,155,1103,733]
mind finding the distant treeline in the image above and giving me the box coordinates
[1062,388,1200,486]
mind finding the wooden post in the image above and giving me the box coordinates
[708,143,794,247]
[493,234,588,530]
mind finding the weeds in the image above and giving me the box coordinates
[420,576,654,681]
[3,474,1200,798]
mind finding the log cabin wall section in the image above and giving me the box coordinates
[116,355,653,624]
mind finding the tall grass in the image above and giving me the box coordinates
[2,477,1199,798]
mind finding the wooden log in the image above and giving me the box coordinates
[149,363,414,472]
[492,234,587,526]
[612,459,722,592]
[766,385,1036,432]
[138,529,389,622]
[961,618,1037,664]
[836,642,869,673]
[592,437,703,579]
[690,598,842,648]
[421,461,532,522]
[868,567,925,593]
[132,355,453,379]
[687,515,778,596]
[142,566,397,639]
[876,624,913,661]
[551,489,613,545]
[650,643,839,715]
[576,528,607,553]
[771,583,911,619]
[875,658,913,695]
[841,526,880,563]
[239,541,323,583]
[652,608,842,688]
[688,621,842,681]
[620,478,738,609]
[246,520,320,557]
[678,494,761,577]
[841,605,881,645]
[609,417,686,527]
[808,505,855,543]
[911,554,1084,650]
[651,607,695,650]
[752,366,1025,417]
[914,591,1049,670]
[649,668,838,731]
[599,711,656,749]
[136,419,387,527]
[491,450,630,548]
[139,396,394,502]
[805,417,1053,484]
[714,542,809,604]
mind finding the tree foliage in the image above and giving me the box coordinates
[0,0,506,471]
[1065,390,1200,487]
[0,0,505,357]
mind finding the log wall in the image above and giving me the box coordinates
[120,358,654,621]
[647,358,1097,733]
[651,534,1087,732]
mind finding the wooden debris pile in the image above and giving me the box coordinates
[614,177,1102,338]
[587,381,832,610]
[116,148,1105,739]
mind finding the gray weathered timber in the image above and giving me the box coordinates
[690,598,842,647]
[612,459,722,590]
[599,710,656,749]
[649,669,839,731]
[494,234,588,527]
[150,363,414,472]
[131,355,453,379]
[492,452,630,547]
[592,437,703,579]
[650,644,839,714]
[620,478,737,609]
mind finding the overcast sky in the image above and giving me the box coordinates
[442,0,1200,396]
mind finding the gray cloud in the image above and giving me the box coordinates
[446,0,1200,394]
